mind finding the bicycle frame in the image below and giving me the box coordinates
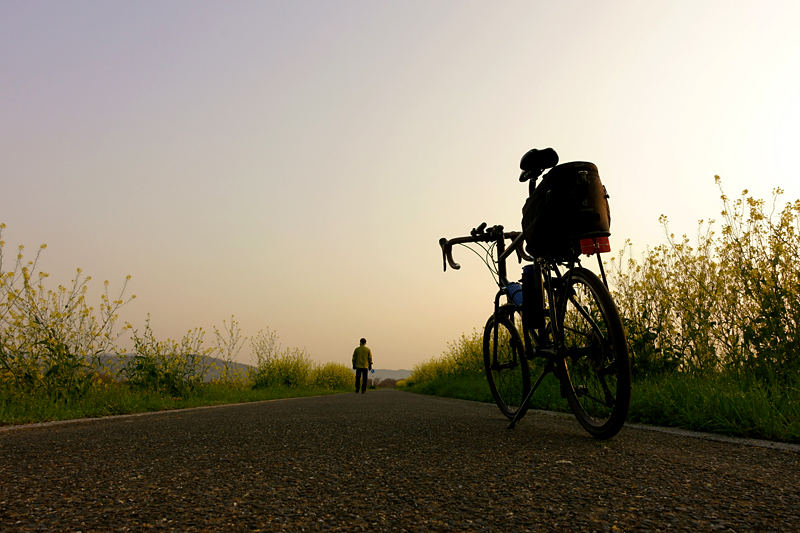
[440,224,613,427]
[441,227,608,350]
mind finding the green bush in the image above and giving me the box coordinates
[249,331,352,391]
[311,362,354,390]
[120,316,212,396]
[405,329,484,387]
[251,347,314,389]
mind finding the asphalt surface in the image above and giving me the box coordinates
[1,390,798,532]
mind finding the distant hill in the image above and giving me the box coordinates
[371,369,411,381]
[95,354,253,382]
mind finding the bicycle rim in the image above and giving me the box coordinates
[557,268,631,439]
[483,310,531,420]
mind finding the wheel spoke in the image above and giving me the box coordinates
[556,268,631,439]
[483,309,530,420]
[567,294,606,340]
[575,386,610,407]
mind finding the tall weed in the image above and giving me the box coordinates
[213,316,247,384]
[611,178,800,380]
[0,224,134,400]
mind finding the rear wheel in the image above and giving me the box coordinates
[556,267,631,439]
[483,308,531,419]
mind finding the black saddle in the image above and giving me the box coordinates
[519,148,559,182]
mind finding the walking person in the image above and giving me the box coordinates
[352,338,373,394]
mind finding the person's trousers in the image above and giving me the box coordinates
[355,368,369,392]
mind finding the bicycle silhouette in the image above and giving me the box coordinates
[439,148,631,439]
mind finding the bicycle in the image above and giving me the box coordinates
[438,148,631,439]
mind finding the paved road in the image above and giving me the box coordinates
[1,390,798,532]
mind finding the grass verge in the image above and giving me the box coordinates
[400,371,800,444]
[0,384,350,427]
[628,372,800,443]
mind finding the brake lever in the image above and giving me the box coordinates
[439,238,460,271]
[470,222,487,238]
[487,224,504,239]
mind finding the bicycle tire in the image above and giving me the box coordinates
[483,308,531,420]
[555,267,631,439]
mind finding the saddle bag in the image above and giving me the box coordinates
[521,161,611,260]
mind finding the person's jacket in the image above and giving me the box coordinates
[352,345,373,369]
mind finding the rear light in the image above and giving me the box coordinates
[580,237,611,256]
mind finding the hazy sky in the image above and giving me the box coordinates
[2,0,799,370]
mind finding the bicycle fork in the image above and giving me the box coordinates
[490,288,517,370]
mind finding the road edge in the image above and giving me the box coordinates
[403,391,800,454]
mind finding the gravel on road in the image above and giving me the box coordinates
[1,390,798,532]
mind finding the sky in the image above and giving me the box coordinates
[2,0,799,370]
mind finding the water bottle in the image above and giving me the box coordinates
[505,282,523,307]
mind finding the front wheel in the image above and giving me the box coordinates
[555,267,631,439]
[483,308,531,419]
